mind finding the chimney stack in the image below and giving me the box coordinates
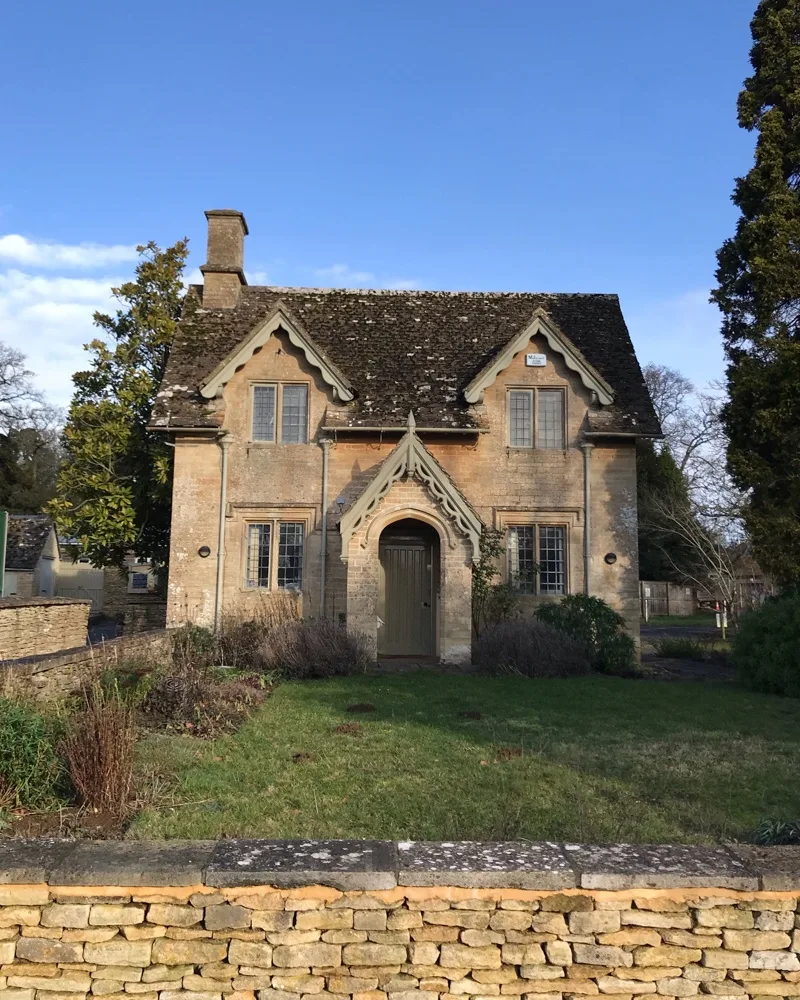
[201,209,249,308]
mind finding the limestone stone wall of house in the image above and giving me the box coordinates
[0,629,171,701]
[589,444,640,641]
[1,871,799,1000]
[0,598,90,660]
[166,329,640,648]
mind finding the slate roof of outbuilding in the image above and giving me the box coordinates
[5,514,54,571]
[152,285,660,436]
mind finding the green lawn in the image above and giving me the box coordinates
[130,672,800,844]
[644,614,719,628]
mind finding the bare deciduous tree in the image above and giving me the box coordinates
[0,342,45,433]
[641,489,742,628]
[642,364,727,494]
[640,363,753,614]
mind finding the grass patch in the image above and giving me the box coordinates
[645,614,718,628]
[129,673,800,844]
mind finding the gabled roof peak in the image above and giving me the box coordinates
[339,422,483,559]
[199,300,354,402]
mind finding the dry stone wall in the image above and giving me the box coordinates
[1,630,171,701]
[1,841,800,1000]
[0,599,90,660]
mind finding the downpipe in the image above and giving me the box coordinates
[319,438,331,616]
[214,435,231,631]
[581,442,594,595]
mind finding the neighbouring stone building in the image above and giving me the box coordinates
[2,514,60,599]
[152,209,660,661]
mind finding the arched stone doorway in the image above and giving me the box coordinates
[377,518,440,658]
[343,479,476,664]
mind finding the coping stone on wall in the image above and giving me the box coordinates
[0,839,78,884]
[726,843,800,891]
[2,839,800,891]
[397,840,576,889]
[205,839,399,890]
[48,841,217,886]
[564,842,759,890]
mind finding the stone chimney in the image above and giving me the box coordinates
[200,209,249,308]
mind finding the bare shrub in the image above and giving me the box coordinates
[260,618,373,679]
[475,619,591,677]
[215,594,302,669]
[61,681,135,818]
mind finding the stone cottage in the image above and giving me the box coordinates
[2,513,60,598]
[152,209,660,662]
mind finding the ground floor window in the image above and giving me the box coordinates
[245,521,304,590]
[507,523,567,595]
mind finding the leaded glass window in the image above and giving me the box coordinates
[252,384,309,443]
[252,385,276,441]
[246,523,271,588]
[537,389,564,449]
[277,522,304,590]
[538,526,566,594]
[508,525,536,594]
[509,389,533,447]
[281,385,308,444]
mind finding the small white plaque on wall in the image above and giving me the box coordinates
[525,353,547,367]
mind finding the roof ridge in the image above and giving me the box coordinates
[239,286,620,299]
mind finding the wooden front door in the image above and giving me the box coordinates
[378,521,437,657]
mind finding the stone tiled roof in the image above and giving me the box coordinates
[152,286,660,436]
[5,514,54,571]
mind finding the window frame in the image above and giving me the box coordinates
[250,382,310,444]
[506,385,566,450]
[506,522,569,597]
[536,387,566,450]
[507,388,534,448]
[242,516,307,592]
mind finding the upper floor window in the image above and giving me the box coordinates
[507,523,567,595]
[507,388,565,449]
[252,383,309,443]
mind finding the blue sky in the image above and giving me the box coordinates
[0,0,756,407]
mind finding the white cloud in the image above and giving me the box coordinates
[382,278,421,291]
[625,289,726,390]
[0,230,425,412]
[313,264,421,291]
[314,264,376,285]
[0,234,138,270]
[0,269,120,408]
